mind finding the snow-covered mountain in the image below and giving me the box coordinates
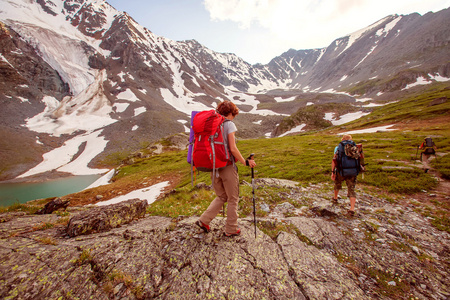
[270,12,450,95]
[0,0,448,180]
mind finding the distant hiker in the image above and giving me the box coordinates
[196,100,256,236]
[331,134,361,217]
[419,137,437,161]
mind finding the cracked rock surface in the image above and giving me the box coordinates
[0,180,449,299]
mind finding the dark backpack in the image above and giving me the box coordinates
[336,140,360,177]
[187,110,233,183]
[423,138,435,154]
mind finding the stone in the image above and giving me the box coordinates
[311,200,341,217]
[66,198,147,237]
[35,198,70,215]
[255,178,299,189]
[273,202,296,215]
[259,202,271,213]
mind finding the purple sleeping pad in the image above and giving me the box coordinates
[187,111,199,164]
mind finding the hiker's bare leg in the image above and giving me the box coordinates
[333,174,343,200]
[349,197,356,211]
[346,176,357,212]
[334,189,339,199]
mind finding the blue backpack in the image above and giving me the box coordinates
[336,140,360,177]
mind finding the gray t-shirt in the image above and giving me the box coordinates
[223,120,237,164]
[223,120,237,148]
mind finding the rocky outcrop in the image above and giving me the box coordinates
[66,198,148,237]
[35,198,70,215]
[0,181,448,299]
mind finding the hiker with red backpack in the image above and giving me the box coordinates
[419,137,437,161]
[331,134,363,217]
[193,101,256,236]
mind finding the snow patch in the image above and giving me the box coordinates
[335,112,370,125]
[84,169,115,190]
[160,88,211,115]
[118,71,126,82]
[18,96,29,103]
[134,107,147,117]
[0,0,117,95]
[26,70,117,136]
[363,103,386,107]
[339,15,396,56]
[324,112,335,122]
[117,89,140,102]
[0,53,15,68]
[339,125,396,135]
[402,76,432,90]
[113,102,130,113]
[356,98,372,102]
[429,74,450,82]
[274,96,296,103]
[328,111,370,126]
[178,119,190,133]
[279,124,306,137]
[95,181,170,206]
[223,88,287,116]
[18,130,109,178]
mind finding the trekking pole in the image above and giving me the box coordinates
[247,153,257,238]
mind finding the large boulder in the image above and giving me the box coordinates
[66,199,147,237]
[36,198,70,215]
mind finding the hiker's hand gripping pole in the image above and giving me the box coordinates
[247,153,257,238]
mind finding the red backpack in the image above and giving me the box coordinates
[188,110,233,181]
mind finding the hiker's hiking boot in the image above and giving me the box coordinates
[347,210,355,217]
[332,197,338,204]
[196,220,210,233]
[224,228,241,237]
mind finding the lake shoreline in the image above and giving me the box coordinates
[0,170,104,184]
[0,174,104,206]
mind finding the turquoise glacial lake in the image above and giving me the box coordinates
[0,175,100,207]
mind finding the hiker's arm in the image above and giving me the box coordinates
[228,132,256,167]
[331,154,337,180]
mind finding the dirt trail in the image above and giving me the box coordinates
[411,154,449,213]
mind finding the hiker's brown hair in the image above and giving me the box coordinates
[217,100,239,117]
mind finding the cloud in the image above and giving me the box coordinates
[203,0,450,50]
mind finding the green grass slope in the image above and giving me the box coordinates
[3,84,449,231]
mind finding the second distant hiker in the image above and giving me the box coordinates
[331,134,362,216]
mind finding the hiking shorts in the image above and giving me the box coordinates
[334,174,357,198]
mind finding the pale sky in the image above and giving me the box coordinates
[107,0,449,64]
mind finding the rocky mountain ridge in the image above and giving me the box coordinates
[0,0,449,181]
[0,178,448,299]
